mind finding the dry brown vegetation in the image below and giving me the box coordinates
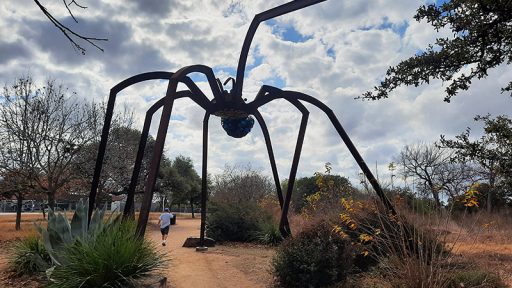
[1,209,511,287]
[448,212,512,286]
[286,189,512,288]
[0,213,45,242]
[0,213,46,288]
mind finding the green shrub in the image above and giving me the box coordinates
[8,235,51,276]
[206,202,264,242]
[255,221,283,246]
[447,270,506,288]
[47,220,166,288]
[272,221,353,288]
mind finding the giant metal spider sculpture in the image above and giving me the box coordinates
[88,0,397,244]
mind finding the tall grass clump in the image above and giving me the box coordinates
[47,220,166,288]
[255,221,283,246]
[447,269,506,288]
[8,234,51,276]
[272,221,353,288]
[334,198,454,287]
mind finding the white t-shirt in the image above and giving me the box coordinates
[159,212,173,228]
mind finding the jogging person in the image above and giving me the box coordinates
[158,208,174,246]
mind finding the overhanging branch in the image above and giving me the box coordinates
[33,0,107,54]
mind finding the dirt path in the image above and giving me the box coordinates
[148,217,274,288]
[452,242,512,286]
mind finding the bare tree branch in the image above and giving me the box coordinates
[33,0,107,54]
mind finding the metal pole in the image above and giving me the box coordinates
[278,99,309,237]
[136,90,175,237]
[199,112,210,249]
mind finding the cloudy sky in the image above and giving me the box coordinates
[1,0,511,188]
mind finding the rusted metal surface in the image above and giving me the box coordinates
[88,0,396,239]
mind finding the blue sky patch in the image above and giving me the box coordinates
[143,95,160,102]
[171,114,185,121]
[213,52,267,89]
[267,19,312,43]
[269,76,285,88]
[326,47,336,60]
[214,66,237,77]
[187,72,209,83]
[246,53,264,70]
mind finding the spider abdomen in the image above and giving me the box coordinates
[221,116,255,138]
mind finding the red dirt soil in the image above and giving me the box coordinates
[0,213,275,288]
[1,213,511,287]
[148,217,275,288]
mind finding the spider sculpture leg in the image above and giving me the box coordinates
[123,90,210,219]
[88,71,212,223]
[199,112,210,247]
[279,99,309,237]
[90,72,171,223]
[234,0,326,97]
[137,65,222,237]
[251,88,310,237]
[249,85,397,228]
[252,112,284,208]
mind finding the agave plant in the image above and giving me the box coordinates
[36,199,120,265]
[47,220,166,288]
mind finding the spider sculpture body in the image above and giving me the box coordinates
[88,0,396,243]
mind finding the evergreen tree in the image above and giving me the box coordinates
[364,0,512,102]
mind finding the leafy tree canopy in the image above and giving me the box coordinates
[289,173,355,213]
[159,155,201,207]
[440,115,512,209]
[440,115,512,174]
[363,0,512,102]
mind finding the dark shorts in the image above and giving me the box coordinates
[160,225,170,235]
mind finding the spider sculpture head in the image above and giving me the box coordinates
[209,77,255,138]
[211,78,255,137]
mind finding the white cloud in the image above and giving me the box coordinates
[1,0,510,189]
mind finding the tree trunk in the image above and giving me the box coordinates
[488,172,495,213]
[15,194,23,231]
[42,203,46,219]
[432,190,442,210]
[427,179,441,210]
[47,191,56,210]
[190,199,195,218]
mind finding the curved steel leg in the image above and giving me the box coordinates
[123,90,208,218]
[199,112,210,247]
[123,98,164,218]
[234,0,327,97]
[252,111,283,206]
[250,85,397,216]
[89,71,212,224]
[136,65,221,237]
[252,87,310,237]
[279,99,308,237]
[89,72,172,224]
[135,95,176,237]
[252,111,292,234]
